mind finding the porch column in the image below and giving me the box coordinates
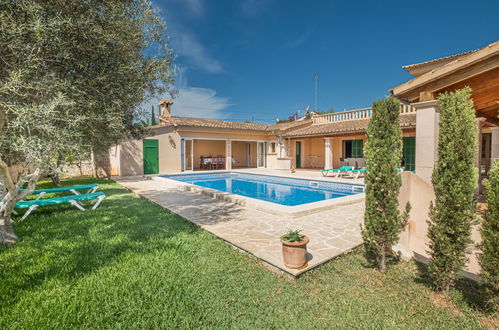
[491,127,499,164]
[413,100,440,184]
[324,137,333,169]
[476,117,486,171]
[225,139,232,170]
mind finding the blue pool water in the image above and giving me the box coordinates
[162,172,364,206]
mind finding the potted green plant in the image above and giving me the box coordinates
[280,229,309,269]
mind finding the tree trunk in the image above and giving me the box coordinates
[50,153,65,186]
[77,161,83,177]
[0,159,40,244]
[0,212,18,245]
[0,159,18,244]
[379,243,387,273]
[50,173,61,186]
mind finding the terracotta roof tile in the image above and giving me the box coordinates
[402,49,479,70]
[158,113,415,137]
[159,115,313,132]
[270,119,313,132]
[160,116,271,131]
[282,113,416,137]
[391,41,499,96]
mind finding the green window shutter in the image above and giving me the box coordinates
[352,140,363,158]
[403,137,416,171]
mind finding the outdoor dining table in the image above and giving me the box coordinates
[200,156,226,170]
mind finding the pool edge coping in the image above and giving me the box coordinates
[152,172,365,217]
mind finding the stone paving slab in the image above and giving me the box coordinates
[114,174,365,276]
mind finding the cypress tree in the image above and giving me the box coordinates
[362,97,410,273]
[479,160,499,311]
[151,105,157,126]
[427,87,478,293]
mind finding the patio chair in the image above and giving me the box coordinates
[321,166,354,177]
[14,192,106,220]
[20,184,99,200]
[345,167,366,179]
[202,157,213,170]
[356,158,366,169]
[217,156,225,169]
[211,157,219,169]
[347,158,356,168]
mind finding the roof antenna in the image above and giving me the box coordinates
[313,73,320,110]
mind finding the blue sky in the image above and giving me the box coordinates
[152,0,499,123]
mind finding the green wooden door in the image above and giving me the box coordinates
[296,141,302,168]
[403,137,416,171]
[143,139,159,174]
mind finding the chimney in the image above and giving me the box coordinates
[159,100,173,117]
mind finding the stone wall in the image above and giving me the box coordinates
[61,160,94,178]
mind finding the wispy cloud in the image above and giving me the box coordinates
[164,0,203,17]
[283,28,314,48]
[149,1,229,119]
[138,67,230,120]
[173,87,231,119]
[282,21,320,49]
[183,0,203,17]
[239,0,275,18]
[174,32,223,73]
[157,0,221,73]
[138,86,230,121]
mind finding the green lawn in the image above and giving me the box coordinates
[0,178,492,329]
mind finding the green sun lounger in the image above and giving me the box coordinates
[14,192,106,220]
[20,184,99,200]
[321,166,354,177]
[346,167,366,179]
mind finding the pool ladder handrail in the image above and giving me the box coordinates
[352,185,365,193]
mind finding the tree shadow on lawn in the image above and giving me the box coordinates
[413,261,489,313]
[0,181,202,309]
[34,177,112,189]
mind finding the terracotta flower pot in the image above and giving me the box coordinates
[281,235,309,269]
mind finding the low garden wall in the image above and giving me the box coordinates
[397,172,482,279]
[61,160,94,178]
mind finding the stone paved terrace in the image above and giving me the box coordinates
[114,169,365,276]
[235,168,365,184]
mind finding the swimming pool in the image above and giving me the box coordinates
[161,172,364,206]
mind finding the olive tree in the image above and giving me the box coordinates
[0,0,176,244]
[0,95,81,243]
